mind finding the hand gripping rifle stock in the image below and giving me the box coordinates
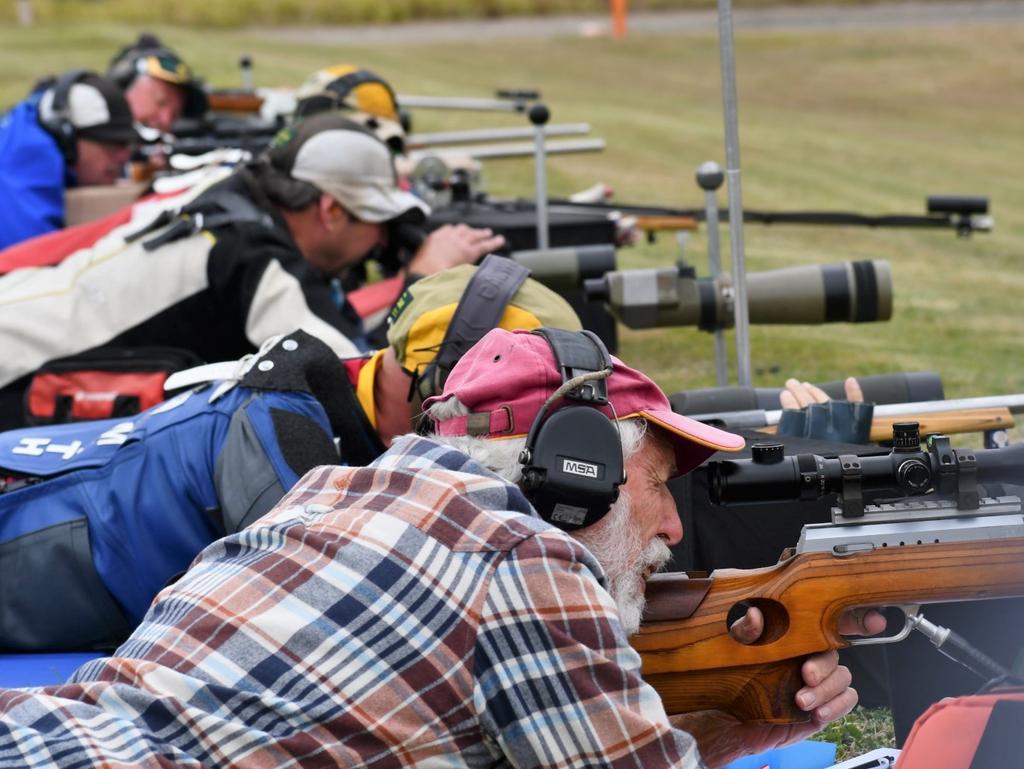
[632,432,1024,724]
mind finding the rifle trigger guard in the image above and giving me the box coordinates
[845,604,919,647]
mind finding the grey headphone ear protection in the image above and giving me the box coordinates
[39,69,91,166]
[518,328,626,531]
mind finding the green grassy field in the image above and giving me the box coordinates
[2,18,1021,403]
[0,0,962,26]
[4,14,1017,758]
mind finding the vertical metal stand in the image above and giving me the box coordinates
[696,161,728,385]
[530,104,551,250]
[717,0,752,385]
[17,0,34,26]
[239,55,254,91]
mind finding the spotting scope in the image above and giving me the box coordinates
[583,260,892,330]
[508,244,616,291]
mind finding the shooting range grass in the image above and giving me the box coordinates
[1,19,1020,401]
[812,706,896,759]
[1,15,1015,757]
[0,0,971,26]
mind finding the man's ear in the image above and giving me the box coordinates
[318,194,346,231]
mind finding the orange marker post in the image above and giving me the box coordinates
[611,0,628,39]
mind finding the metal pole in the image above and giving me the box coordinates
[696,161,728,385]
[17,0,34,26]
[530,104,551,250]
[717,0,753,386]
[239,56,254,91]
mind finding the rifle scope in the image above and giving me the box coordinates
[583,260,892,330]
[509,244,616,291]
[708,427,1024,510]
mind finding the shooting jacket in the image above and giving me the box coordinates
[0,331,383,653]
[0,92,69,250]
[0,435,702,769]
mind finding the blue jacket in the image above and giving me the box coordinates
[0,331,382,652]
[0,93,68,250]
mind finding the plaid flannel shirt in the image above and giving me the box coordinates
[0,435,703,768]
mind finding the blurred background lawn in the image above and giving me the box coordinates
[3,3,1019,757]
[0,0,962,26]
[1,5,1021,402]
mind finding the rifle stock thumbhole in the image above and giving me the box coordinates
[726,598,790,645]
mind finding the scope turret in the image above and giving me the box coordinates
[583,260,892,330]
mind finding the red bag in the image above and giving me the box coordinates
[896,684,1024,769]
[25,347,202,424]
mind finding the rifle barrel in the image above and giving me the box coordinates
[410,138,605,161]
[695,393,1024,429]
[407,123,591,148]
[397,94,530,112]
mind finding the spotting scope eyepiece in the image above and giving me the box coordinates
[509,244,616,291]
[583,260,892,330]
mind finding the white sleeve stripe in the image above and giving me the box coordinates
[246,259,359,358]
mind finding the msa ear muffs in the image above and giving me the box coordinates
[518,328,625,531]
[39,69,91,166]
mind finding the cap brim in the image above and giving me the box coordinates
[631,407,745,477]
[331,180,430,224]
[77,124,140,145]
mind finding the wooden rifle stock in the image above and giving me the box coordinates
[756,406,1015,440]
[866,406,1014,441]
[633,214,700,232]
[206,89,265,114]
[632,537,1024,723]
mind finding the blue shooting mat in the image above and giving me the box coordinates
[0,653,105,688]
[726,739,837,769]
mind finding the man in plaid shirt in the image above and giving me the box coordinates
[0,328,874,768]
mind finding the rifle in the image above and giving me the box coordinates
[692,393,1024,439]
[633,429,1024,723]
[158,115,282,157]
[558,194,993,237]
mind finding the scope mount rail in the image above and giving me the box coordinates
[798,499,1024,557]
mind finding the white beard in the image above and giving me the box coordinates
[573,490,673,635]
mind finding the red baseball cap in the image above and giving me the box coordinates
[425,328,745,476]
